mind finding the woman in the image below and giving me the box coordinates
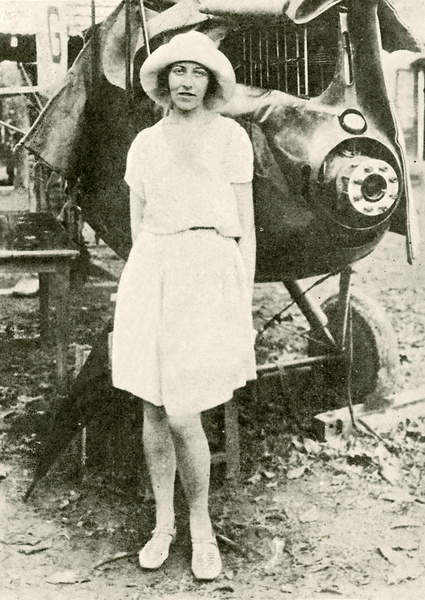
[112,31,256,581]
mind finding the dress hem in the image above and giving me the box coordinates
[112,375,256,416]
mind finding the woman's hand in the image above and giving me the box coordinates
[233,182,256,299]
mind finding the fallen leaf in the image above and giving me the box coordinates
[387,560,424,585]
[309,560,331,573]
[38,382,53,391]
[387,567,406,585]
[272,492,288,505]
[2,534,42,547]
[46,569,89,585]
[299,557,322,567]
[316,572,344,595]
[299,506,318,523]
[392,542,418,551]
[264,536,286,573]
[378,545,405,565]
[19,540,51,555]
[332,462,362,477]
[303,438,321,455]
[380,488,416,504]
[317,586,343,595]
[378,545,402,566]
[418,540,425,566]
[247,471,262,485]
[265,481,278,490]
[325,436,347,454]
[391,518,421,529]
[68,490,82,503]
[287,465,307,480]
[291,436,304,451]
[254,494,267,503]
[330,475,347,487]
[380,463,402,486]
[0,410,14,431]
[348,570,370,586]
[17,394,43,406]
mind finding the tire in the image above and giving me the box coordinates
[308,292,399,406]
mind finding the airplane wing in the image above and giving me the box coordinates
[16,0,145,176]
[196,0,421,52]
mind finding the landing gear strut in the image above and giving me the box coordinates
[257,266,398,413]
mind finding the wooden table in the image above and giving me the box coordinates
[0,212,79,391]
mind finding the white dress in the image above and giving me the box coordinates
[112,114,256,415]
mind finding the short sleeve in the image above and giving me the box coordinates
[124,131,149,193]
[225,121,254,184]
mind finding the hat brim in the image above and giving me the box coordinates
[139,31,236,110]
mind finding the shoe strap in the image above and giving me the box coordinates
[151,527,176,539]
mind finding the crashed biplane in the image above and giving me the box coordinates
[20,0,422,498]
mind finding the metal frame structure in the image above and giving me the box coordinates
[257,270,355,424]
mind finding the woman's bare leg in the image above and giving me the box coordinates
[167,413,212,540]
[143,401,176,531]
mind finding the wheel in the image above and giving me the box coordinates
[308,292,399,406]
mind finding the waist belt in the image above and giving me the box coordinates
[189,227,216,231]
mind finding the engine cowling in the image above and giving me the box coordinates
[316,138,401,230]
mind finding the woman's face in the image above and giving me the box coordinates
[168,61,210,112]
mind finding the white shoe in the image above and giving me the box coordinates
[138,528,176,570]
[191,536,222,580]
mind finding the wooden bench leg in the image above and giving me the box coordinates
[225,397,240,481]
[54,265,70,392]
[75,344,92,482]
[39,273,49,341]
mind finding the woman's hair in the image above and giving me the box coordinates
[157,63,219,107]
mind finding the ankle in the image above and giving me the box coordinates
[155,519,175,534]
[155,511,175,532]
[189,513,213,541]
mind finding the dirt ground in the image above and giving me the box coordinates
[1,178,425,600]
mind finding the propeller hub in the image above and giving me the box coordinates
[337,157,399,216]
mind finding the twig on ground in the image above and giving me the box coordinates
[216,532,244,553]
[92,550,138,570]
[216,532,263,557]
[357,419,398,454]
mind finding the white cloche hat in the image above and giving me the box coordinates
[139,31,236,110]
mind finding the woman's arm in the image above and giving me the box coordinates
[130,186,146,244]
[233,181,256,298]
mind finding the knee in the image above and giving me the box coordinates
[144,401,168,427]
[167,413,202,441]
